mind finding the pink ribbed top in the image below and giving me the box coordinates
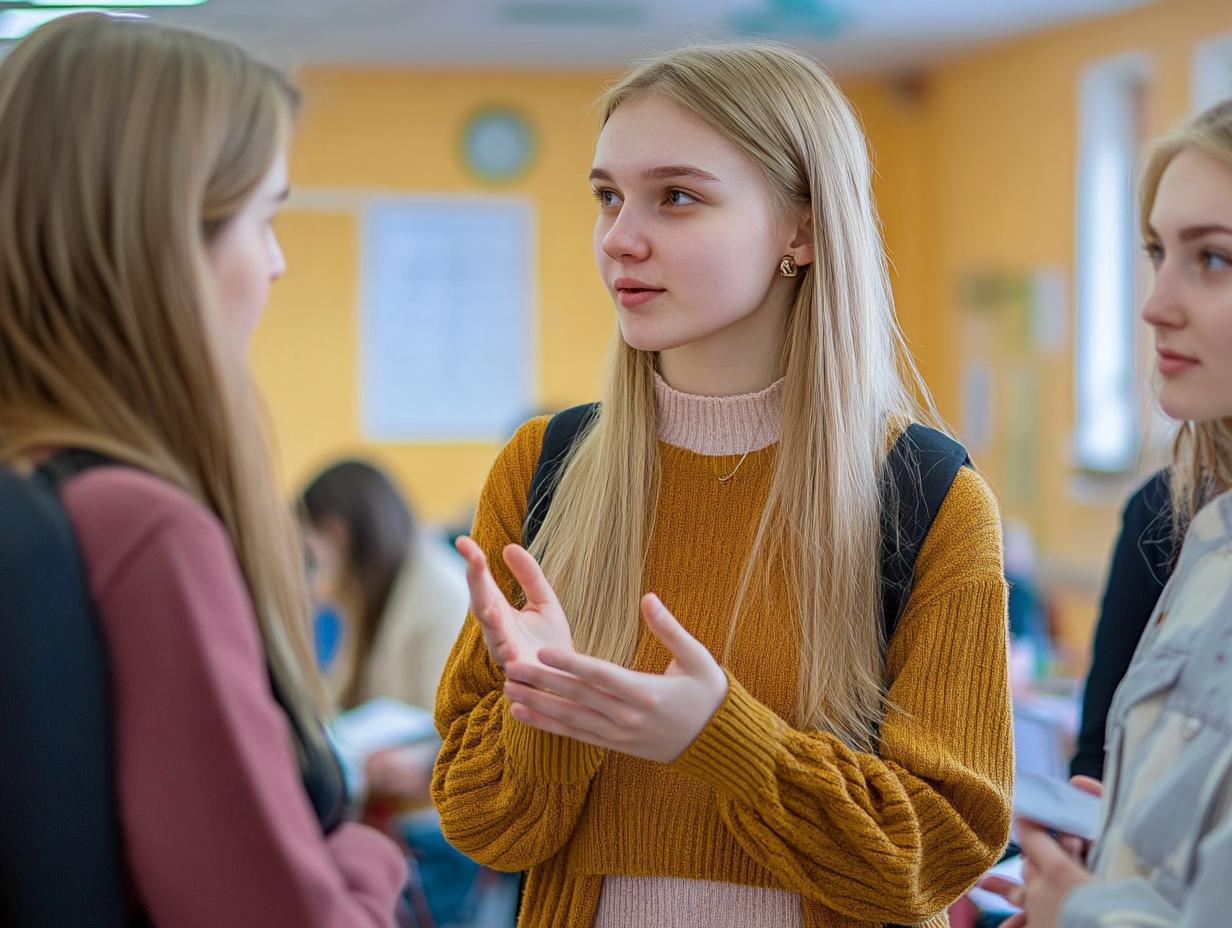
[653,371,783,455]
[594,372,801,928]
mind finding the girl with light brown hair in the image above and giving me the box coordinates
[433,41,1013,928]
[0,13,404,925]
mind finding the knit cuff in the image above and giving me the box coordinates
[671,670,787,799]
[503,702,606,784]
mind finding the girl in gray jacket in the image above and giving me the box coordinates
[984,97,1232,928]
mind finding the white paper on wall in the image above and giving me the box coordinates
[361,198,535,440]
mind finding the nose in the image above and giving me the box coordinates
[600,204,651,263]
[1140,260,1183,332]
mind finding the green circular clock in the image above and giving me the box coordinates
[460,106,536,183]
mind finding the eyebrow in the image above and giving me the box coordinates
[588,165,721,184]
[1146,222,1232,240]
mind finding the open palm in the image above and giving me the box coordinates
[455,536,574,670]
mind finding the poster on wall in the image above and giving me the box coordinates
[958,267,1068,520]
[360,198,535,441]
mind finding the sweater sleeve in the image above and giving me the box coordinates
[431,418,607,870]
[1071,470,1173,780]
[670,466,1014,925]
[63,469,406,928]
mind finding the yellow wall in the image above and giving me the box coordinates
[252,69,615,525]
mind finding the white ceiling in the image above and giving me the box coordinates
[4,0,1155,75]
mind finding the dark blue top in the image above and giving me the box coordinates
[1071,469,1175,780]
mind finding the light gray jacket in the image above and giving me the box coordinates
[1062,488,1232,928]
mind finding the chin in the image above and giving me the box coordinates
[615,315,688,354]
[1159,388,1232,424]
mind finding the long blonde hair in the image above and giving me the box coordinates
[1139,100,1232,544]
[0,14,327,739]
[530,43,933,748]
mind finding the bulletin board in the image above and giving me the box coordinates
[360,198,536,441]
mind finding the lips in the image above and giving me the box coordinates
[1157,349,1199,377]
[613,277,664,310]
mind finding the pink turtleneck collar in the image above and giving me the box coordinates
[653,371,784,456]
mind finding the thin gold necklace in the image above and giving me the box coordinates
[717,450,751,483]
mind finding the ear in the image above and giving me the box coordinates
[787,211,815,269]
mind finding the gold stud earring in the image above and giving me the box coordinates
[778,255,798,278]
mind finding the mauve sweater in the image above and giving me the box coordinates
[61,465,406,927]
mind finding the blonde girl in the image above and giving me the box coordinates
[434,42,1013,928]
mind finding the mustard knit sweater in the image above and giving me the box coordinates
[432,417,1013,928]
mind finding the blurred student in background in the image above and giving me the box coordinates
[300,459,500,927]
[0,13,405,926]
[300,458,468,713]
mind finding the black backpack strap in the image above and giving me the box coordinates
[879,423,971,646]
[33,448,122,494]
[522,402,600,548]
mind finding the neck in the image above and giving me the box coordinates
[655,290,789,396]
[657,349,780,396]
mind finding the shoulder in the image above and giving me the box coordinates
[60,467,233,589]
[885,421,995,545]
[62,466,222,536]
[58,467,267,687]
[489,416,551,492]
[914,464,1005,591]
[1123,468,1172,529]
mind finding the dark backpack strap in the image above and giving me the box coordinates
[522,402,600,548]
[879,423,971,646]
[34,448,120,491]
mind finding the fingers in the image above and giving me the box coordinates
[502,544,563,612]
[455,536,508,625]
[1070,774,1104,798]
[504,682,616,742]
[1015,818,1071,870]
[456,536,517,664]
[537,648,655,708]
[978,875,1025,910]
[506,660,644,728]
[640,594,712,673]
[1059,834,1089,861]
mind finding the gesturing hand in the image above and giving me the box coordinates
[502,593,729,764]
[455,536,574,671]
